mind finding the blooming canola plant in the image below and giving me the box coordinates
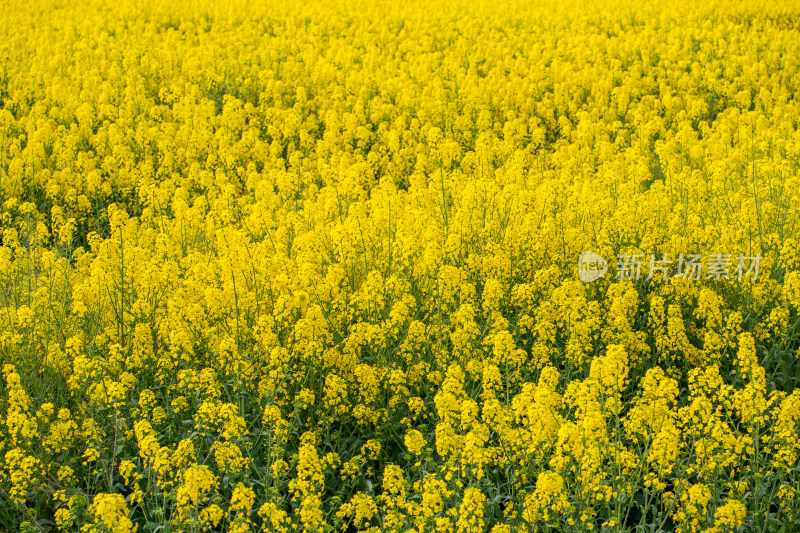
[1,0,800,531]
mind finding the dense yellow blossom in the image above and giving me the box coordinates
[1,0,800,531]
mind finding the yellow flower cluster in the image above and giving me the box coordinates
[1,0,800,531]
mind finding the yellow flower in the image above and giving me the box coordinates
[230,483,256,513]
[86,493,137,533]
[404,429,427,456]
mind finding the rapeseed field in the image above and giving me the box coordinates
[1,0,800,531]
